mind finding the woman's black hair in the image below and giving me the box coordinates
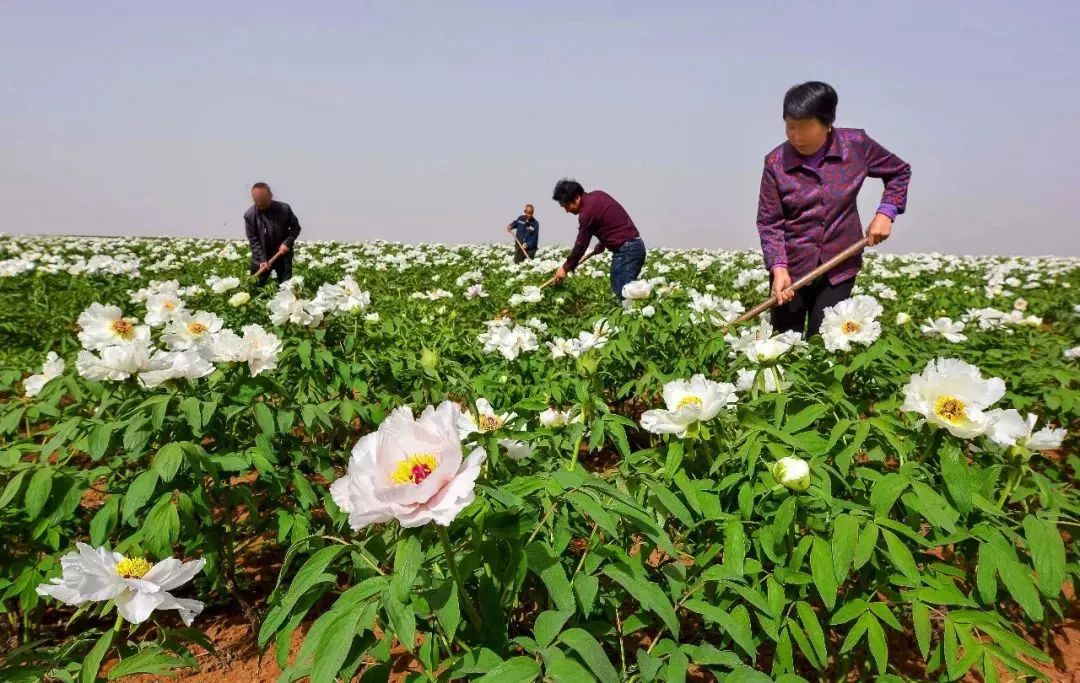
[552,178,585,204]
[783,81,838,126]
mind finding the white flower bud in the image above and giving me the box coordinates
[772,456,810,491]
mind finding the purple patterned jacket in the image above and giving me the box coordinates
[756,128,911,285]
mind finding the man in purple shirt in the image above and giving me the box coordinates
[757,81,911,335]
[550,179,646,302]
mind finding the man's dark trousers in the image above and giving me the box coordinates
[513,246,537,263]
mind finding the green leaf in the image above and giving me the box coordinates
[565,491,618,537]
[881,529,920,583]
[996,554,1044,621]
[724,520,746,575]
[525,542,575,614]
[107,649,187,679]
[809,537,837,610]
[785,404,830,433]
[473,656,540,683]
[1022,515,1065,598]
[435,580,461,639]
[829,599,867,625]
[852,521,878,570]
[645,479,694,527]
[24,468,53,520]
[80,628,115,683]
[870,473,908,515]
[0,470,27,509]
[939,442,972,515]
[831,514,859,584]
[574,573,599,616]
[121,471,158,525]
[89,496,119,546]
[865,613,888,675]
[976,542,998,603]
[559,628,619,683]
[912,600,931,659]
[795,601,827,664]
[89,422,115,460]
[664,647,689,683]
[636,649,662,682]
[151,442,184,483]
[384,592,416,651]
[602,566,679,637]
[683,599,754,656]
[253,402,277,435]
[534,610,573,649]
[259,544,346,647]
[310,607,364,683]
[179,396,203,434]
[391,533,422,605]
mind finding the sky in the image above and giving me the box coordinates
[2,1,1079,257]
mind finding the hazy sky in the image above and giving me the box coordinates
[2,2,1078,256]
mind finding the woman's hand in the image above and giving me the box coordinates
[866,214,893,246]
[771,267,794,305]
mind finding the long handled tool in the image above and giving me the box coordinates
[251,249,284,279]
[509,231,532,260]
[539,249,600,289]
[723,236,870,333]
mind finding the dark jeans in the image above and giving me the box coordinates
[770,273,855,336]
[513,245,538,262]
[610,238,646,301]
[250,255,293,287]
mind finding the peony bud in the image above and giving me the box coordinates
[895,312,911,325]
[771,456,810,492]
[642,305,656,318]
[420,348,439,371]
[228,292,250,307]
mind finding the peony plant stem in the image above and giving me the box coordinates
[436,526,483,633]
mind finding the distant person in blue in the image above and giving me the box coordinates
[244,182,302,286]
[506,204,539,262]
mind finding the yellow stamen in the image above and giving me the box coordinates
[111,319,135,339]
[115,557,152,579]
[676,396,703,410]
[841,320,861,334]
[163,301,176,310]
[933,396,967,424]
[188,322,208,335]
[478,415,504,432]
[391,453,439,485]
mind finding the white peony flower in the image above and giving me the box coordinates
[75,328,153,381]
[228,292,251,307]
[509,286,544,306]
[920,317,967,343]
[688,290,744,327]
[1065,346,1080,360]
[268,287,323,327]
[901,358,1006,439]
[36,543,205,625]
[457,398,514,439]
[641,305,656,318]
[539,407,571,428]
[820,296,883,352]
[735,367,791,393]
[162,311,224,351]
[311,277,370,315]
[725,320,804,364]
[77,303,143,350]
[985,409,1065,451]
[640,375,738,438]
[209,276,241,294]
[329,402,486,529]
[24,352,65,397]
[621,280,652,301]
[138,349,215,388]
[144,293,186,327]
[772,456,811,491]
[365,312,381,323]
[464,283,487,300]
[241,324,281,376]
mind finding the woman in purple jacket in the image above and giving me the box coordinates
[757,81,911,336]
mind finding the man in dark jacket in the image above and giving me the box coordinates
[506,204,539,262]
[244,182,302,286]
